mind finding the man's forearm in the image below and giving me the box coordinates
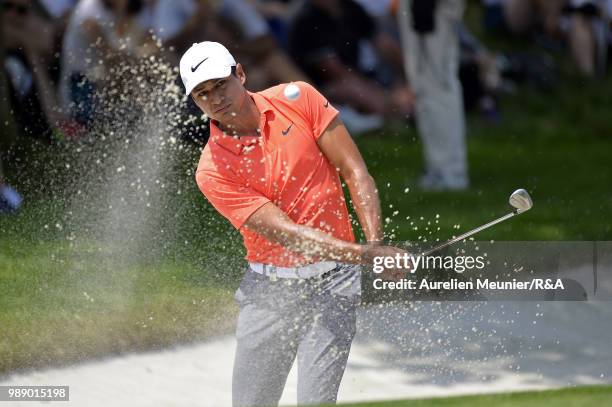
[345,172,383,243]
[282,224,367,264]
[244,202,368,264]
[268,223,402,270]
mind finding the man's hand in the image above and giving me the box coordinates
[363,244,413,282]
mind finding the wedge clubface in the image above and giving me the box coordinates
[420,189,533,257]
[508,188,533,213]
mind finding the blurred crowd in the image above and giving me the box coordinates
[1,0,612,210]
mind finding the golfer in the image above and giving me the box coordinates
[180,41,405,407]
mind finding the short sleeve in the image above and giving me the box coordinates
[195,169,270,230]
[293,81,339,140]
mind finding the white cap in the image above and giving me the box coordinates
[179,42,236,95]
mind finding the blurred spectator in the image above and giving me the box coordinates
[353,0,400,37]
[3,0,67,139]
[288,0,414,134]
[483,0,611,77]
[564,0,612,76]
[29,0,80,83]
[59,0,161,124]
[397,0,469,190]
[35,0,80,45]
[149,0,308,91]
[483,0,565,38]
[247,0,303,49]
[36,0,77,19]
[458,24,503,118]
[353,0,395,18]
[148,0,228,55]
[218,0,309,88]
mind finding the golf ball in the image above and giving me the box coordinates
[284,83,301,101]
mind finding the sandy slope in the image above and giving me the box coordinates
[2,301,612,406]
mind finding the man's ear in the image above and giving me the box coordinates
[236,63,247,86]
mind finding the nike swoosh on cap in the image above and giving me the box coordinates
[191,57,209,72]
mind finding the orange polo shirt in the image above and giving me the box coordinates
[195,81,355,267]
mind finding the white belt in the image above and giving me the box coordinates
[249,261,337,280]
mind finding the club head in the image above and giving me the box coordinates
[509,188,533,213]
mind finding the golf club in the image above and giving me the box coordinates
[419,189,533,257]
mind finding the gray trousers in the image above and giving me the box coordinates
[397,0,468,186]
[232,264,361,407]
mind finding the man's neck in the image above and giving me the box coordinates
[218,94,261,137]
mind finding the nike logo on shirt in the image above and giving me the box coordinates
[191,57,209,72]
[282,123,293,136]
[324,101,329,108]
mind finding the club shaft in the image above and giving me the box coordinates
[420,212,517,257]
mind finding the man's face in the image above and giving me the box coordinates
[190,64,248,123]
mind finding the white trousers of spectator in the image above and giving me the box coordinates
[232,264,360,407]
[398,0,469,189]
